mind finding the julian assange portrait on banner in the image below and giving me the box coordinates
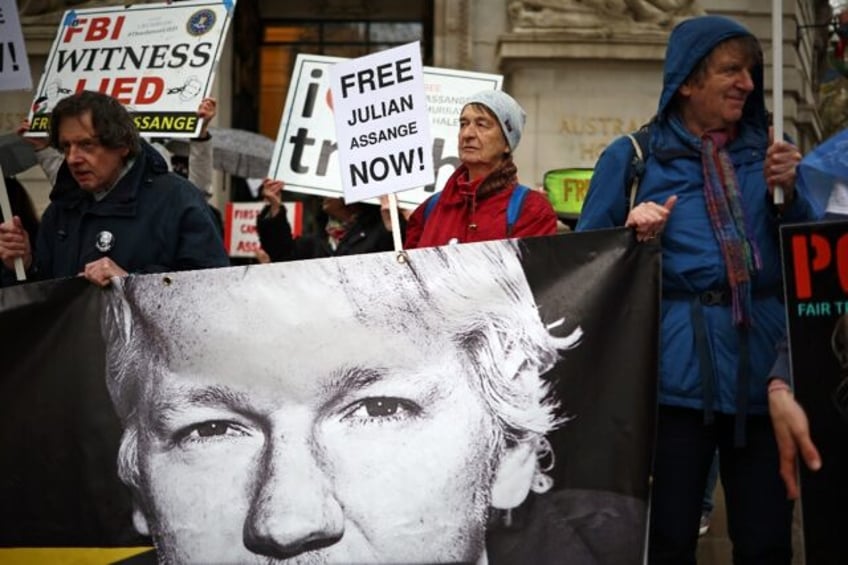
[100,240,582,564]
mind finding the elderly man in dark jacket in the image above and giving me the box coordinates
[0,91,229,286]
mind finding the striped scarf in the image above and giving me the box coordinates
[701,131,762,326]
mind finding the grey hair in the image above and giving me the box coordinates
[102,240,581,493]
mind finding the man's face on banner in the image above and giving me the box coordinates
[129,285,517,564]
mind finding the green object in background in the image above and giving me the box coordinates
[544,168,594,218]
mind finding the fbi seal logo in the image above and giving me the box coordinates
[187,9,216,36]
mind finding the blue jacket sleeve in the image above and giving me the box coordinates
[575,136,635,231]
[769,337,791,385]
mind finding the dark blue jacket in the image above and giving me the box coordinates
[577,16,821,414]
[29,141,229,280]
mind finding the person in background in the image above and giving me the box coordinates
[170,97,224,235]
[256,179,394,261]
[404,90,558,249]
[0,91,228,286]
[576,15,821,564]
[15,119,64,186]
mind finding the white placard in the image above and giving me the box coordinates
[269,54,502,208]
[0,0,32,91]
[328,42,433,203]
[224,201,302,258]
[26,0,236,138]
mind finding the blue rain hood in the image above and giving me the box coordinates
[658,15,767,129]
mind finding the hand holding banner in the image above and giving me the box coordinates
[0,166,27,281]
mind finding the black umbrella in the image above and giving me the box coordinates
[0,132,38,177]
[165,127,275,179]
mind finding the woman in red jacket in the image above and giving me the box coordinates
[404,90,557,248]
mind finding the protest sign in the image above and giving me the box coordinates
[781,220,848,565]
[223,200,302,258]
[26,0,235,137]
[269,54,501,208]
[0,0,32,91]
[544,168,593,218]
[328,41,433,203]
[0,229,658,564]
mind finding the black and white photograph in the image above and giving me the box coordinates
[0,229,658,564]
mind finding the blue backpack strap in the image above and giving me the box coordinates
[626,123,653,210]
[506,184,531,236]
[423,191,442,222]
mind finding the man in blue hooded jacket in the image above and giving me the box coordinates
[0,91,229,286]
[577,15,821,564]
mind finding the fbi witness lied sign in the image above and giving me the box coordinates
[27,0,235,137]
[329,42,434,203]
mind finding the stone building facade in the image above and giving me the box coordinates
[4,0,833,209]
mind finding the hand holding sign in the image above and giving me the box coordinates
[261,179,284,216]
[0,171,29,281]
[766,128,801,206]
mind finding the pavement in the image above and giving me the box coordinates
[696,482,806,565]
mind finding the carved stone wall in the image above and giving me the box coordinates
[507,0,704,34]
[433,0,472,70]
[491,0,831,184]
[5,0,831,204]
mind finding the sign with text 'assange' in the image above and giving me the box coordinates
[269,54,502,208]
[26,0,235,137]
[329,42,433,203]
[0,0,33,91]
[224,201,302,258]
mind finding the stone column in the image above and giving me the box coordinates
[497,2,687,185]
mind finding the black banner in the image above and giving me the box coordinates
[781,220,848,565]
[0,229,659,564]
